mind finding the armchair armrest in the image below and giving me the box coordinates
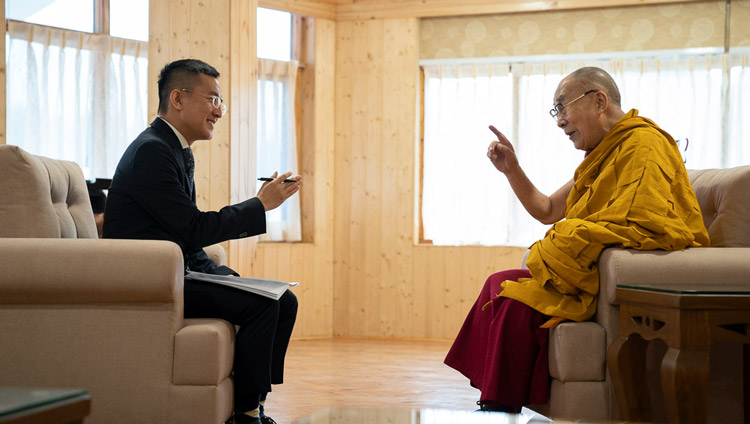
[174,318,235,385]
[599,247,750,304]
[204,243,227,267]
[0,238,184,304]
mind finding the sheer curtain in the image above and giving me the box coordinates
[422,63,515,245]
[257,59,301,241]
[6,20,147,179]
[422,51,750,247]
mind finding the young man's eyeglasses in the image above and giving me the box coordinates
[549,89,598,120]
[181,89,228,116]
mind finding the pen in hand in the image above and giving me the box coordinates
[258,177,298,183]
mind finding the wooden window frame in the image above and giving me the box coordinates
[418,67,432,245]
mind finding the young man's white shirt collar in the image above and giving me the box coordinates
[158,117,189,149]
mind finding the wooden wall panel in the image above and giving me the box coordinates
[332,19,354,337]
[332,17,530,339]
[312,18,336,337]
[228,0,259,276]
[389,19,419,339]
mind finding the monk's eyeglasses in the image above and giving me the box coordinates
[549,89,598,120]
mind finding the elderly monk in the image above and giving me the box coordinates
[444,67,710,412]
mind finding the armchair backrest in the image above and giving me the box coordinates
[688,166,750,247]
[0,145,97,239]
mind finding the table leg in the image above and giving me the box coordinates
[661,347,709,423]
[607,333,650,421]
[745,344,750,424]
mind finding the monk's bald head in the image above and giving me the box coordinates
[567,67,621,107]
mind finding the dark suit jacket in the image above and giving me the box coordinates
[103,117,266,274]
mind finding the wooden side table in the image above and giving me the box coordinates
[0,388,90,424]
[607,284,750,423]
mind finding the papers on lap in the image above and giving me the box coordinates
[185,271,299,300]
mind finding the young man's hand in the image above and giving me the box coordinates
[256,171,302,211]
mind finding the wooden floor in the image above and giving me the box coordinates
[263,338,480,423]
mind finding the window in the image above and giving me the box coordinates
[7,0,94,32]
[256,7,301,242]
[7,0,148,41]
[257,7,291,62]
[420,50,750,247]
[110,0,149,41]
[5,0,149,180]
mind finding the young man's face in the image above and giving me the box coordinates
[180,73,224,143]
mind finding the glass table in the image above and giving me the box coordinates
[607,283,750,423]
[292,406,552,424]
[0,388,90,424]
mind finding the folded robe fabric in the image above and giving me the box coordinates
[499,109,710,322]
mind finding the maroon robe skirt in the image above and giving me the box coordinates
[444,269,550,407]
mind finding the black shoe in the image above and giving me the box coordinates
[476,401,522,414]
[260,416,277,424]
[233,414,261,424]
[258,404,277,424]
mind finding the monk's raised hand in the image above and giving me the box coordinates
[487,125,519,174]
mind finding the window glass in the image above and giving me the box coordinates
[7,0,94,33]
[110,0,149,41]
[257,7,291,62]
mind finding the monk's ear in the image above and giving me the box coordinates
[169,89,185,112]
[595,90,608,112]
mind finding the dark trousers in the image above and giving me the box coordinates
[184,280,298,413]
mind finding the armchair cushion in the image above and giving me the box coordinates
[175,319,235,385]
[549,321,606,382]
[689,166,750,247]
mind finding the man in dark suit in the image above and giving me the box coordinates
[104,59,300,424]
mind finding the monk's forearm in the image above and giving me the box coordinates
[504,167,556,224]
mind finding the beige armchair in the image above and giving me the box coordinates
[0,145,235,424]
[535,165,750,422]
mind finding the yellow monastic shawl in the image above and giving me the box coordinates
[499,109,710,322]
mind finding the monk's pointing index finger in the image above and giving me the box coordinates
[488,125,504,141]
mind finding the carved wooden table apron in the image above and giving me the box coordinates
[607,284,750,423]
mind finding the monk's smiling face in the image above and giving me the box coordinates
[553,76,610,152]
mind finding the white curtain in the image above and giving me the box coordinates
[422,51,750,247]
[6,20,148,180]
[422,63,517,245]
[257,59,301,242]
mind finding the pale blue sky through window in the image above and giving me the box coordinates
[257,7,291,62]
[7,0,93,32]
